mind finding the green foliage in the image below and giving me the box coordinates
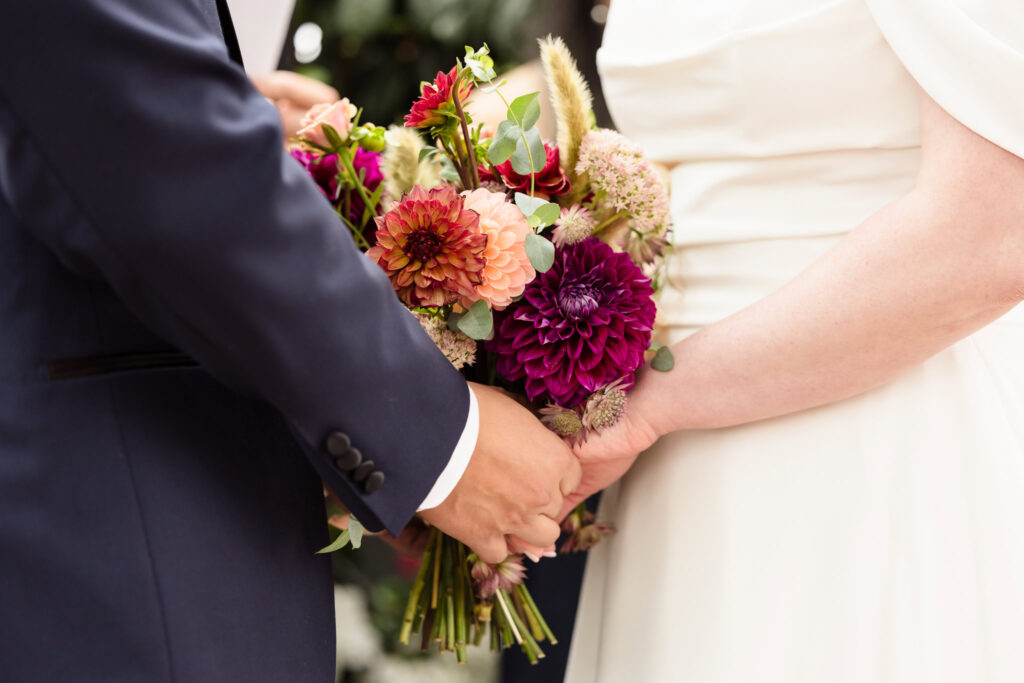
[507,92,541,130]
[317,516,365,553]
[511,127,545,175]
[651,345,675,372]
[456,299,494,340]
[525,233,555,273]
[514,192,559,229]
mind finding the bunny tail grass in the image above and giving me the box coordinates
[539,35,593,205]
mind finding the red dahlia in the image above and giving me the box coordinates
[478,142,571,198]
[404,67,474,130]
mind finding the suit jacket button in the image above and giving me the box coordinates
[325,432,351,457]
[352,460,375,483]
[334,447,362,472]
[364,471,385,494]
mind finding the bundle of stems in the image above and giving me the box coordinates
[398,528,556,664]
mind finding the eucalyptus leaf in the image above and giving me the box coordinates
[510,127,545,176]
[456,300,494,340]
[348,518,364,549]
[514,192,547,218]
[446,312,464,332]
[652,346,675,372]
[525,234,555,273]
[418,147,440,163]
[533,202,560,228]
[506,92,541,131]
[487,120,519,165]
[439,156,461,183]
[316,529,350,554]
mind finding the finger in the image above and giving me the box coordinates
[253,71,339,105]
[508,514,561,550]
[558,492,586,522]
[471,534,511,565]
[559,452,583,497]
[506,535,557,563]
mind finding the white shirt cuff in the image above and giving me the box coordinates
[417,385,478,511]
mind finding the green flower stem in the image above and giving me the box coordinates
[499,588,543,663]
[338,211,370,250]
[516,583,557,644]
[491,87,537,197]
[451,82,480,190]
[336,147,379,228]
[592,209,630,237]
[430,529,443,609]
[399,528,437,644]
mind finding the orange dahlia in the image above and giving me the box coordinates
[367,186,486,307]
[460,189,535,311]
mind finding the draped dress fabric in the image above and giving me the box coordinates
[566,1,1024,681]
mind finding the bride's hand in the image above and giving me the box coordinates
[558,406,658,519]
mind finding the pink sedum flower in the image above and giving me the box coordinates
[367,186,486,307]
[460,189,535,310]
[297,98,358,148]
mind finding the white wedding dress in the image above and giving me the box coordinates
[566,1,1024,681]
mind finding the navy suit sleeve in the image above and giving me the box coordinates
[0,0,469,534]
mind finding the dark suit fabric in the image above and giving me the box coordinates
[0,0,468,679]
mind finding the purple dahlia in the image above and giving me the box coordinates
[490,237,656,407]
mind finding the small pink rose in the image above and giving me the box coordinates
[296,98,358,148]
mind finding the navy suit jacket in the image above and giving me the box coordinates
[0,0,468,679]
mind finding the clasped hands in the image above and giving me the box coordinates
[419,383,658,564]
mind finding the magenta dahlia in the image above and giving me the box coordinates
[489,238,656,407]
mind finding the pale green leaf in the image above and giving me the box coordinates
[479,79,508,94]
[514,192,547,218]
[348,518,364,549]
[316,529,350,554]
[652,346,675,372]
[533,202,560,228]
[510,127,545,176]
[487,120,519,165]
[525,234,555,273]
[506,92,541,131]
[457,299,494,340]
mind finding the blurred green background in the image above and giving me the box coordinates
[285,0,610,127]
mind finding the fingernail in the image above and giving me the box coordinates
[524,551,541,563]
[543,550,557,558]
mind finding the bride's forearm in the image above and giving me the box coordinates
[635,188,1023,435]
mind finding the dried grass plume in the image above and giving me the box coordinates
[539,35,593,204]
[381,126,441,199]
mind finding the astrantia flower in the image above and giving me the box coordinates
[490,238,656,407]
[460,188,535,310]
[412,311,477,370]
[581,378,629,432]
[479,142,570,198]
[576,129,671,239]
[469,554,527,599]
[552,204,596,247]
[404,67,474,130]
[367,186,486,307]
[290,149,339,200]
[539,404,584,445]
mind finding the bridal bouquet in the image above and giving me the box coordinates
[292,38,672,663]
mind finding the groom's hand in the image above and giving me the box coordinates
[419,383,581,564]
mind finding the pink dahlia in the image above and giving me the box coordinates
[479,142,570,198]
[489,238,656,407]
[367,186,486,307]
[460,188,535,310]
[404,67,474,130]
